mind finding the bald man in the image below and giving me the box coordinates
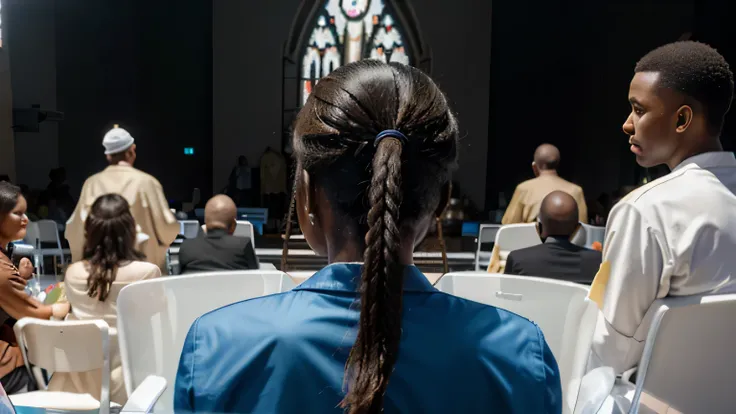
[501,144,588,225]
[503,191,601,283]
[178,195,258,273]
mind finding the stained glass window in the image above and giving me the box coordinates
[301,0,411,105]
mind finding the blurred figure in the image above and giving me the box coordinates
[502,144,587,224]
[65,126,179,273]
[228,155,252,206]
[178,195,258,273]
[504,191,601,284]
[50,194,161,404]
[590,41,736,375]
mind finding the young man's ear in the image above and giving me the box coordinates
[675,105,694,132]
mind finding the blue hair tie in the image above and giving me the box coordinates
[375,129,408,147]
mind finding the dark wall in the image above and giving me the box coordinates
[55,0,212,201]
[213,0,494,208]
[486,0,736,209]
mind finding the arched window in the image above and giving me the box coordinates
[300,0,413,105]
[283,0,427,150]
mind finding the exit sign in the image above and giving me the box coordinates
[184,147,194,155]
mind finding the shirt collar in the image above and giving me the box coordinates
[206,228,229,238]
[294,263,437,294]
[544,236,570,245]
[673,151,736,172]
[0,242,13,259]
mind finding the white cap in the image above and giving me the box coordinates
[102,126,135,155]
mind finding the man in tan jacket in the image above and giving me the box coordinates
[65,126,179,273]
[502,144,587,225]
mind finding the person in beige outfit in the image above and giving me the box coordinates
[489,144,587,272]
[502,144,587,225]
[65,126,179,274]
[50,194,161,405]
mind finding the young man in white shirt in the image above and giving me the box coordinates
[590,41,736,374]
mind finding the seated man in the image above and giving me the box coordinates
[504,191,601,284]
[178,195,258,273]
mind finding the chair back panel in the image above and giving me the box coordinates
[475,224,501,271]
[178,220,200,239]
[117,270,290,411]
[36,220,61,245]
[495,223,541,253]
[234,221,255,245]
[14,319,109,373]
[436,272,596,414]
[24,222,41,247]
[633,294,736,414]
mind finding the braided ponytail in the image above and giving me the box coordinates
[341,137,404,413]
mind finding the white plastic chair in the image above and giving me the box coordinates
[9,318,166,414]
[234,220,256,246]
[581,294,736,414]
[117,270,295,412]
[572,223,606,249]
[475,224,501,271]
[178,220,200,239]
[25,220,65,277]
[436,272,597,414]
[488,223,541,272]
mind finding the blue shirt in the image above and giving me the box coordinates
[175,264,562,413]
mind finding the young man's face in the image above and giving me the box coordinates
[622,71,684,168]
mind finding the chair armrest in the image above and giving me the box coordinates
[121,375,167,414]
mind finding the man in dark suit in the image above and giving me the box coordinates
[504,190,601,284]
[179,194,258,273]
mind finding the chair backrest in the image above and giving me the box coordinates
[234,220,256,245]
[475,224,501,271]
[494,223,541,269]
[36,220,61,246]
[117,270,292,411]
[178,220,200,239]
[23,222,41,248]
[14,318,111,413]
[571,223,605,249]
[631,294,736,414]
[436,272,596,414]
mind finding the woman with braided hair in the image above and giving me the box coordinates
[174,60,561,413]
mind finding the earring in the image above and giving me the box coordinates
[308,213,316,226]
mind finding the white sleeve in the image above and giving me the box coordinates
[589,202,665,374]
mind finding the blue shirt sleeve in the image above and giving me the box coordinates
[174,317,200,413]
[538,327,563,413]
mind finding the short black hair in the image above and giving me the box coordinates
[0,181,21,216]
[635,41,734,133]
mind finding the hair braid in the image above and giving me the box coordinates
[281,167,300,271]
[342,138,404,414]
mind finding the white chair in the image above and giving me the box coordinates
[178,220,200,239]
[24,220,66,277]
[572,223,606,249]
[9,318,166,414]
[488,223,541,272]
[582,294,736,414]
[117,270,294,412]
[234,220,256,246]
[475,224,501,271]
[436,272,597,414]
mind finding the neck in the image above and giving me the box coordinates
[667,139,723,170]
[325,230,416,265]
[538,169,558,177]
[0,239,10,253]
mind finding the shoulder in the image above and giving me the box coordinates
[64,262,89,279]
[456,298,555,387]
[508,244,545,261]
[119,261,161,280]
[581,247,603,261]
[133,169,163,188]
[516,178,537,191]
[617,168,697,209]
